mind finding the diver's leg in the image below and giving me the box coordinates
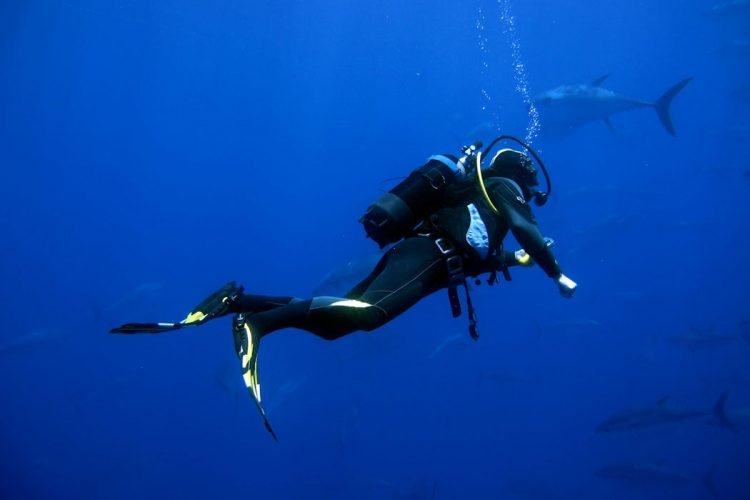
[180,282,299,325]
[244,237,448,340]
[229,294,297,314]
[343,247,390,299]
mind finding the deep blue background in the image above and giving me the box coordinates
[1,1,748,498]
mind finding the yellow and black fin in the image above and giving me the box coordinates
[110,282,243,333]
[110,322,182,334]
[181,281,244,326]
[232,313,278,442]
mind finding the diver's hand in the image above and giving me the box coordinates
[555,273,577,298]
[514,249,534,267]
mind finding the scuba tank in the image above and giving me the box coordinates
[359,136,551,248]
[359,142,482,248]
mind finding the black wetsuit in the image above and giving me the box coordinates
[229,177,562,340]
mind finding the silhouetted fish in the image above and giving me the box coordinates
[429,333,472,359]
[704,0,750,19]
[0,328,68,356]
[314,251,386,296]
[596,462,719,497]
[595,392,731,433]
[534,75,691,136]
[595,462,692,486]
[668,326,750,352]
[102,282,163,313]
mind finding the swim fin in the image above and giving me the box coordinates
[109,281,244,334]
[110,322,182,334]
[181,281,244,326]
[232,313,278,442]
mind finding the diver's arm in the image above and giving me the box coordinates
[489,183,577,297]
[495,197,560,276]
[481,249,525,276]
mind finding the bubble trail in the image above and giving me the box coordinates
[498,0,540,144]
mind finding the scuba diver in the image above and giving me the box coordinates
[111,136,577,441]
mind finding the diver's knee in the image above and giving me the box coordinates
[359,308,389,332]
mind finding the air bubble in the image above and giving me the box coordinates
[475,1,541,144]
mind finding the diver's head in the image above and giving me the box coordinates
[487,148,539,199]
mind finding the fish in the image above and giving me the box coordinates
[595,391,731,433]
[456,121,502,145]
[595,462,692,486]
[102,282,163,313]
[95,281,164,325]
[333,330,403,367]
[711,390,750,432]
[266,378,306,414]
[710,39,750,59]
[0,328,68,356]
[704,0,750,19]
[313,250,386,296]
[217,363,244,417]
[668,326,750,352]
[534,75,692,136]
[337,403,362,450]
[596,462,719,497]
[428,333,472,359]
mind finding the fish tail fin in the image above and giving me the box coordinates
[713,389,736,433]
[703,464,720,500]
[654,78,692,135]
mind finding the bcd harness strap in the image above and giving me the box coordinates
[433,236,480,341]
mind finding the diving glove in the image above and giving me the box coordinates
[555,273,577,298]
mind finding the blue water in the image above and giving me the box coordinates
[1,1,748,498]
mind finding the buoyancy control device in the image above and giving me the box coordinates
[359,135,551,248]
